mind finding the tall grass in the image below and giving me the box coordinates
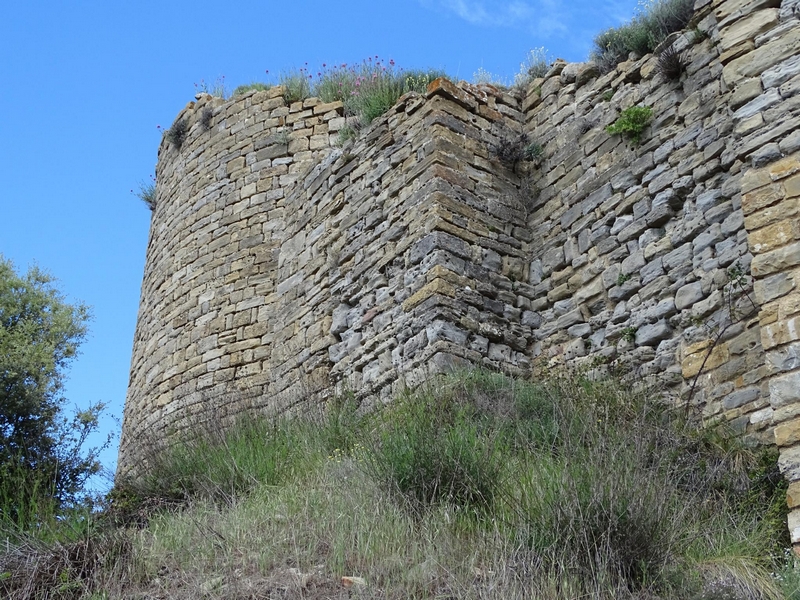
[592,0,695,72]
[296,58,444,136]
[3,370,797,599]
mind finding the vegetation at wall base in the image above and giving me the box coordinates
[3,369,798,599]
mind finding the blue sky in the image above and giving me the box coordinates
[0,0,641,490]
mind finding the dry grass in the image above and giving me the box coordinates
[2,370,797,599]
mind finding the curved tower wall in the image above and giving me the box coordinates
[120,0,800,549]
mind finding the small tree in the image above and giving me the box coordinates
[0,256,104,530]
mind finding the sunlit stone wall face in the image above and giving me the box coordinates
[120,0,800,548]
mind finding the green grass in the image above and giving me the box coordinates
[312,59,445,138]
[231,82,271,97]
[3,370,798,599]
[592,0,695,72]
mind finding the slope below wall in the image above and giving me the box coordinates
[121,0,800,547]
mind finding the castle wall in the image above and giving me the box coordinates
[120,0,800,542]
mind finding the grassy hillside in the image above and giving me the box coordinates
[3,370,799,599]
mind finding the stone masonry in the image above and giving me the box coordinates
[120,0,800,546]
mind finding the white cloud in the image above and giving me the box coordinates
[419,0,569,38]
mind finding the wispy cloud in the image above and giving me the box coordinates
[418,0,569,38]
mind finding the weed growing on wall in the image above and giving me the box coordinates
[199,107,213,131]
[163,117,190,149]
[592,0,695,72]
[657,44,686,79]
[311,58,444,134]
[606,105,653,144]
[232,82,271,97]
[194,75,227,99]
[490,130,543,171]
[280,67,312,104]
[131,174,156,211]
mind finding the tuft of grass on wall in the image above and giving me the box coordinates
[592,0,695,72]
[280,68,312,104]
[232,82,271,97]
[313,59,445,134]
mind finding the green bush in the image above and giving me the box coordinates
[606,105,654,144]
[232,82,271,97]
[592,0,695,72]
[363,387,504,512]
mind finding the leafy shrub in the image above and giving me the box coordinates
[606,105,653,144]
[592,0,695,72]
[0,259,107,535]
[364,387,504,512]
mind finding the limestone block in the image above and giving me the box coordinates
[682,342,729,379]
[749,220,798,254]
[723,28,800,87]
[719,8,780,51]
[777,417,800,446]
[636,320,672,346]
[751,241,800,276]
[730,78,765,110]
[675,281,705,309]
[770,368,800,408]
[788,481,800,509]
[762,314,800,349]
[789,507,800,543]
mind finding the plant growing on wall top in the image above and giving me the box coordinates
[314,58,445,137]
[591,0,694,73]
[605,105,653,144]
[194,75,228,99]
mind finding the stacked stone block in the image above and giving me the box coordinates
[120,0,800,547]
[743,153,800,544]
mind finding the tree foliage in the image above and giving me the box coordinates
[0,256,103,529]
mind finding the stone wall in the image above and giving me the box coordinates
[120,0,800,544]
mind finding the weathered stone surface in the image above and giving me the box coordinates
[675,282,705,309]
[636,320,672,346]
[121,9,800,555]
[723,28,800,87]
